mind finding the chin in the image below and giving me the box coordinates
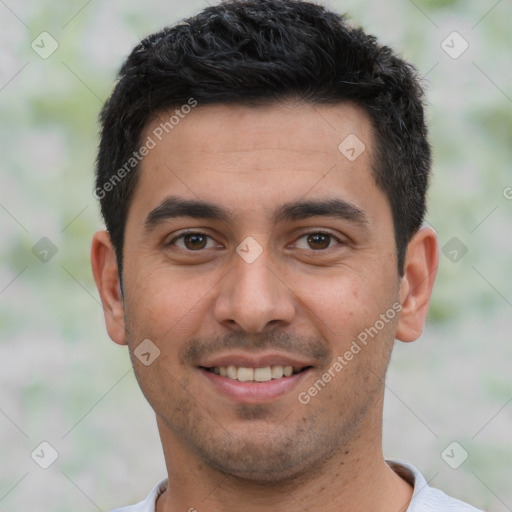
[190,427,333,485]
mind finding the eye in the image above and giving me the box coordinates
[168,232,219,251]
[167,230,344,252]
[294,231,342,250]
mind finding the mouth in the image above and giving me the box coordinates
[197,354,315,402]
[201,364,312,382]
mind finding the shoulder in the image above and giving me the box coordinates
[387,460,484,512]
[108,479,168,512]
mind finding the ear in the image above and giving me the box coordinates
[90,230,126,345]
[395,226,439,343]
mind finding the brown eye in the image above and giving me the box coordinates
[183,234,208,250]
[307,233,331,250]
[293,231,341,251]
[169,232,217,251]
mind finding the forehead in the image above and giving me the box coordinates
[128,101,387,229]
[143,101,373,168]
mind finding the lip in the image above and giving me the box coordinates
[198,351,314,371]
[199,366,313,402]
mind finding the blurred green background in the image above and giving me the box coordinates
[0,0,510,510]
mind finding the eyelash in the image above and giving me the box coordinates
[167,230,345,251]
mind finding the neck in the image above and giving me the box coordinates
[155,403,412,512]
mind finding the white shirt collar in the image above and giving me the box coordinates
[110,460,482,511]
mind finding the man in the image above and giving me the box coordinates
[91,1,483,510]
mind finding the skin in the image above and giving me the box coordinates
[91,102,438,512]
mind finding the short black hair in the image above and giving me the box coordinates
[95,0,430,277]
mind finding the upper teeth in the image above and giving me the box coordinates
[212,365,295,382]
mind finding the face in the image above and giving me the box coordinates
[103,102,407,481]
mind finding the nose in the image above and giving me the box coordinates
[213,246,296,333]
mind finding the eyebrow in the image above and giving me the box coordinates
[144,195,369,231]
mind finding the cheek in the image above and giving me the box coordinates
[123,265,212,344]
[293,272,375,334]
[291,265,399,363]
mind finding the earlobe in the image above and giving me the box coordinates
[395,227,439,343]
[90,230,127,345]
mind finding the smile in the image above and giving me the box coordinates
[199,361,313,402]
[203,365,309,382]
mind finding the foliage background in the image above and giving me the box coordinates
[0,0,510,510]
